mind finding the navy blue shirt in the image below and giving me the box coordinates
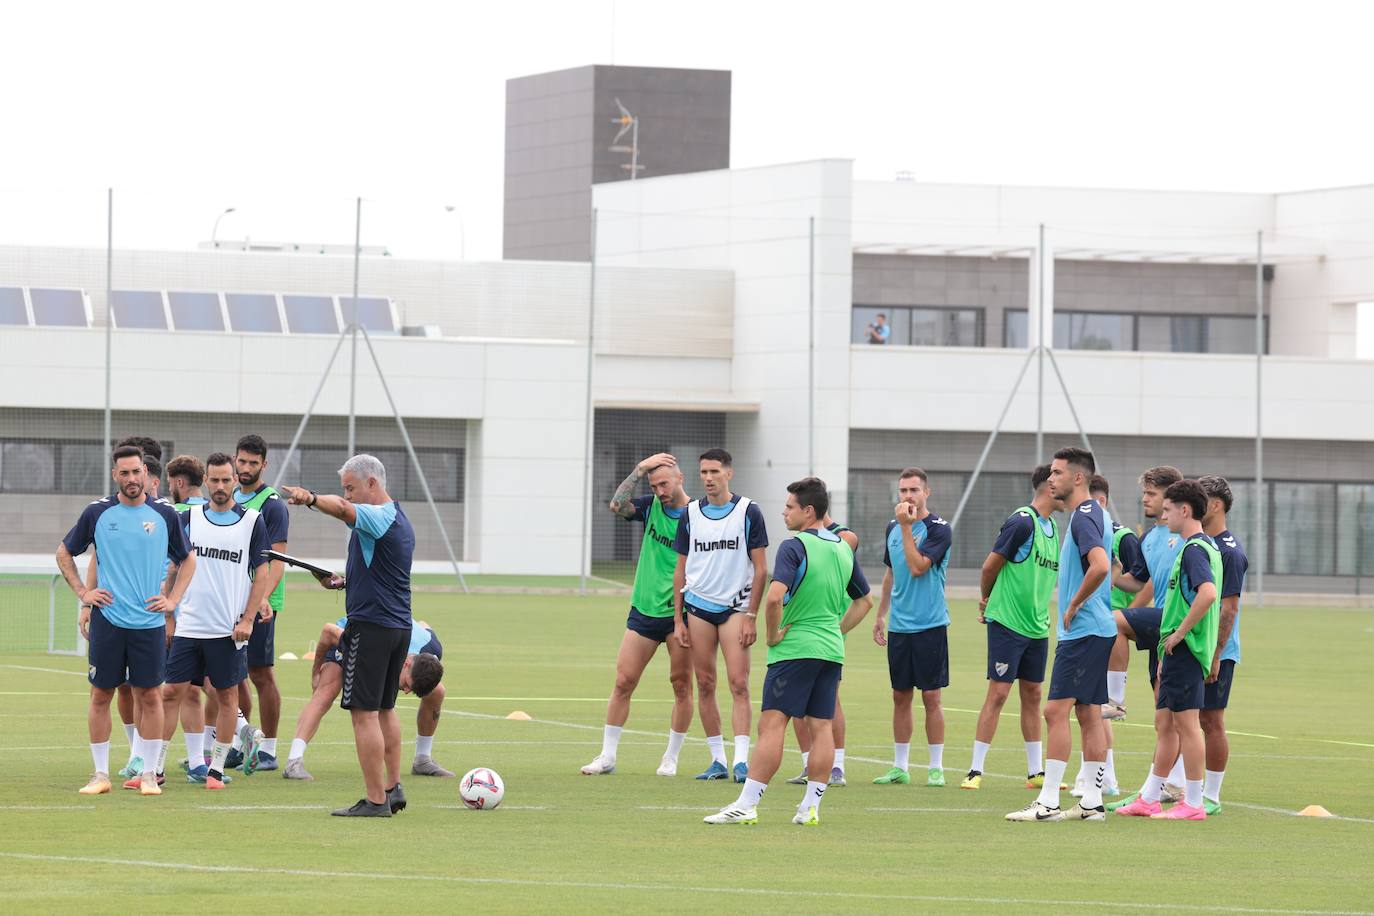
[1113,523,1150,581]
[629,495,684,524]
[772,529,870,600]
[671,494,768,556]
[1176,536,1217,604]
[344,501,414,629]
[63,495,189,630]
[235,487,289,545]
[1068,503,1106,574]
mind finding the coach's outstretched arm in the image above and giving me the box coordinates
[278,486,350,590]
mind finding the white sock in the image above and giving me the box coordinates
[800,750,810,771]
[738,777,767,809]
[1038,759,1067,808]
[833,748,845,771]
[210,741,231,774]
[230,730,243,752]
[1141,771,1165,803]
[893,742,910,771]
[970,740,991,773]
[289,738,308,761]
[127,734,143,765]
[1168,755,1186,785]
[706,735,726,766]
[1081,761,1105,808]
[1204,769,1225,802]
[156,740,169,775]
[1104,749,1117,787]
[600,725,622,760]
[260,737,277,756]
[203,727,216,757]
[1107,671,1127,705]
[185,731,204,764]
[142,738,164,776]
[803,779,827,812]
[1025,740,1043,775]
[231,712,249,750]
[1074,751,1086,784]
[733,735,750,767]
[415,735,434,758]
[123,722,137,750]
[1185,777,1204,808]
[665,730,687,761]
[928,743,944,770]
[91,740,110,774]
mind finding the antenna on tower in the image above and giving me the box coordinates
[609,97,643,179]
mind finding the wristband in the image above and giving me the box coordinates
[308,491,318,508]
[742,612,757,619]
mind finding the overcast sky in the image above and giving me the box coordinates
[2,0,1372,264]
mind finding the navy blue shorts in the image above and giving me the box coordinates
[986,621,1049,684]
[685,602,739,627]
[246,612,275,668]
[761,658,842,719]
[88,609,166,690]
[1202,659,1236,710]
[1047,635,1113,705]
[1122,606,1163,688]
[166,635,247,690]
[887,626,949,692]
[626,607,675,643]
[1157,650,1206,712]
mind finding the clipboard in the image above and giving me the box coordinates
[261,549,337,580]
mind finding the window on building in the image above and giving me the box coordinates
[1005,310,1268,354]
[853,305,983,346]
[30,289,89,327]
[282,295,341,334]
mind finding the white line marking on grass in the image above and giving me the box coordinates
[0,664,86,677]
[432,805,549,810]
[0,852,1369,915]
[1224,801,1374,824]
[194,805,326,811]
[0,805,98,811]
[637,805,716,811]
[866,807,995,813]
[1314,739,1374,749]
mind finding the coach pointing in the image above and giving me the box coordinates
[280,454,415,818]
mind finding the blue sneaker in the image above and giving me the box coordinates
[253,752,278,772]
[732,762,748,783]
[187,764,231,785]
[695,760,729,780]
[224,748,244,771]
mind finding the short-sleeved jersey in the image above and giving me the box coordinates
[1140,523,1185,610]
[882,512,952,633]
[345,501,414,629]
[627,495,685,617]
[769,528,870,664]
[63,495,189,630]
[1214,529,1250,664]
[1056,499,1115,641]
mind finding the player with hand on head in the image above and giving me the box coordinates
[963,464,1058,791]
[581,453,695,777]
[672,449,769,783]
[704,477,872,826]
[873,468,952,788]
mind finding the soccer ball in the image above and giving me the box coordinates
[459,767,505,810]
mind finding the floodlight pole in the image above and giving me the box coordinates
[1036,223,1046,463]
[103,188,113,450]
[579,208,599,595]
[348,196,361,456]
[808,216,815,475]
[1255,230,1265,606]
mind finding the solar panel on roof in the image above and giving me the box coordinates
[0,287,27,325]
[29,289,88,327]
[282,295,340,334]
[338,296,396,333]
[225,293,282,332]
[111,290,168,329]
[168,292,225,331]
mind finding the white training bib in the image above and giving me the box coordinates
[683,496,755,610]
[177,505,261,638]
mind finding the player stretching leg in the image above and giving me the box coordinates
[672,449,768,783]
[873,468,952,789]
[58,445,194,796]
[582,454,694,777]
[964,464,1058,790]
[705,478,872,826]
[1006,448,1114,822]
[1114,480,1220,820]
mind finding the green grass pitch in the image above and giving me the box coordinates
[2,590,1372,914]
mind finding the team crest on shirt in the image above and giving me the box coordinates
[994,662,1009,676]
[1168,536,1179,548]
[142,521,157,534]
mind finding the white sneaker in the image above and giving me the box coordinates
[580,754,616,775]
[1005,800,1060,822]
[703,804,757,825]
[792,805,820,826]
[1056,802,1106,821]
[1102,701,1127,720]
[655,755,677,777]
[1161,782,1183,803]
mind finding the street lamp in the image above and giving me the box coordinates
[211,207,236,248]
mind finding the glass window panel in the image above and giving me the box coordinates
[851,306,907,345]
[30,288,87,327]
[409,450,464,502]
[1,442,56,492]
[1335,484,1374,578]
[910,307,981,346]
[1004,310,1028,347]
[339,297,396,333]
[1170,315,1205,353]
[1057,312,1132,351]
[1208,316,1262,354]
[282,295,340,334]
[111,290,167,329]
[59,442,106,495]
[1136,315,1171,352]
[225,294,282,333]
[365,449,409,500]
[1269,482,1336,575]
[168,292,224,331]
[0,287,27,325]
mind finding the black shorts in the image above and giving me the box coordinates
[761,658,842,719]
[887,626,949,692]
[685,602,739,627]
[166,635,247,690]
[338,620,409,712]
[88,609,165,690]
[626,607,675,643]
[1157,650,1206,712]
[246,613,275,668]
[1047,635,1113,705]
[986,621,1049,684]
[1202,659,1236,710]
